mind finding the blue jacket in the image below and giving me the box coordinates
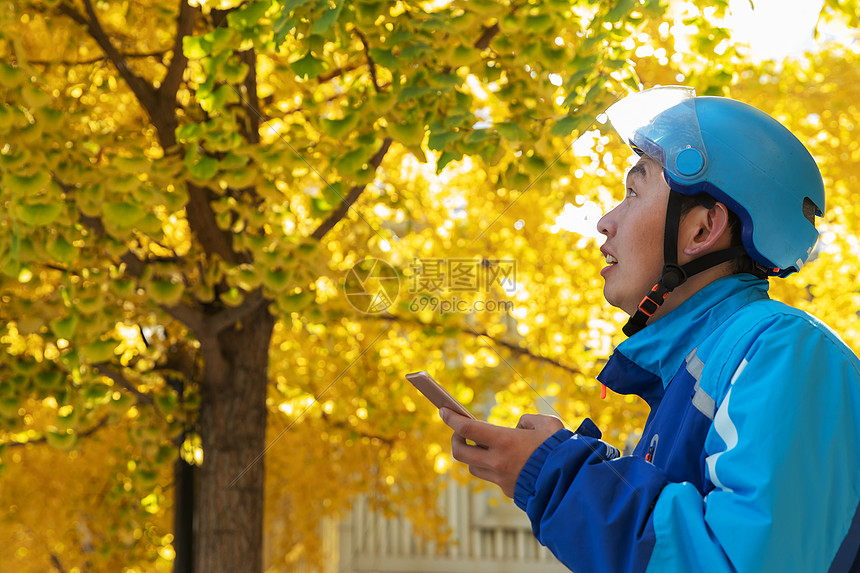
[514,275,860,572]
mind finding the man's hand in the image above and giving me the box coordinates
[440,409,564,498]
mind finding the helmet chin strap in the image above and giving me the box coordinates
[622,191,747,337]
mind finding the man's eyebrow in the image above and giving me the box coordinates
[625,161,648,185]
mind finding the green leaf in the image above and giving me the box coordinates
[525,13,554,33]
[200,84,240,113]
[400,42,431,61]
[432,73,462,88]
[50,315,79,340]
[46,429,77,451]
[427,129,462,151]
[4,171,50,196]
[436,151,461,174]
[464,129,495,144]
[279,290,315,312]
[176,122,204,143]
[35,370,64,390]
[205,27,237,55]
[111,174,141,193]
[0,62,25,88]
[35,107,64,131]
[397,85,450,102]
[319,113,361,138]
[112,279,136,297]
[113,156,152,173]
[263,268,293,292]
[220,287,245,307]
[335,147,370,175]
[228,0,273,28]
[46,235,78,263]
[233,265,262,291]
[220,152,251,170]
[221,59,250,83]
[0,104,14,132]
[605,0,637,24]
[386,121,425,146]
[155,444,177,465]
[312,0,343,34]
[368,48,399,69]
[495,122,528,142]
[149,279,185,306]
[182,35,211,59]
[221,167,257,188]
[290,53,328,79]
[272,12,296,48]
[449,45,479,66]
[550,114,588,137]
[156,393,178,415]
[103,202,146,226]
[136,213,164,235]
[311,197,334,216]
[188,156,220,181]
[80,340,118,363]
[18,203,62,226]
[22,85,51,108]
[322,181,345,205]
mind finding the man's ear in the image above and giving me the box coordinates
[680,202,732,257]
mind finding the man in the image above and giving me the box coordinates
[441,86,860,572]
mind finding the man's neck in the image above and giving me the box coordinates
[647,262,736,324]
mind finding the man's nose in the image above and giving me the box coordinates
[597,205,618,237]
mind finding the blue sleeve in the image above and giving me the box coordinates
[513,420,666,573]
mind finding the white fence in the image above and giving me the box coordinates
[335,477,569,573]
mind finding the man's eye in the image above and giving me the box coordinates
[625,188,637,198]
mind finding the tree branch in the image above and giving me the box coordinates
[184,182,246,264]
[352,27,380,93]
[50,554,66,573]
[74,209,148,277]
[372,313,585,378]
[470,328,584,377]
[158,0,196,106]
[238,48,261,145]
[58,0,159,117]
[28,50,168,66]
[162,304,208,340]
[311,137,393,240]
[205,290,267,334]
[474,22,500,51]
[4,416,110,448]
[317,62,363,83]
[96,364,156,406]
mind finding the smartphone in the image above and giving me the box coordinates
[405,371,476,420]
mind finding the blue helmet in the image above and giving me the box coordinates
[607,86,824,276]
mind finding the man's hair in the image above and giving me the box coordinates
[678,193,768,279]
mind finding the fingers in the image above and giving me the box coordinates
[440,408,506,447]
[451,431,484,466]
[517,413,564,433]
[440,408,562,500]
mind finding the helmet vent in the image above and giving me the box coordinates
[803,197,821,225]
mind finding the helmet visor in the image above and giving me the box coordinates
[606,86,707,180]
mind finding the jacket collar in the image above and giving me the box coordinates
[597,274,770,403]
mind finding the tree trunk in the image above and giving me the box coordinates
[173,446,195,573]
[194,303,275,573]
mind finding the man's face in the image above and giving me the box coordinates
[597,156,670,316]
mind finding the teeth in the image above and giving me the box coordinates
[605,254,617,264]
